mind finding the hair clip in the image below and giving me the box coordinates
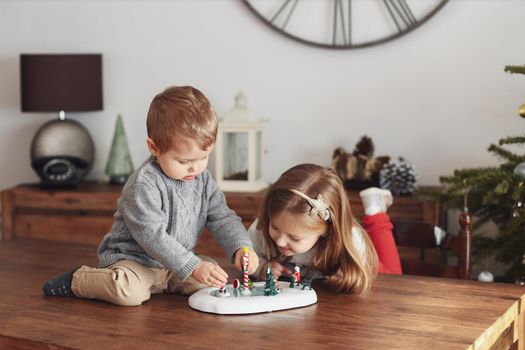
[289,189,331,222]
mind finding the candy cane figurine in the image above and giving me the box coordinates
[241,246,251,295]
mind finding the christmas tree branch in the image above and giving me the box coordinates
[499,136,525,146]
[504,65,525,75]
[439,167,499,188]
[488,144,522,163]
[473,236,500,261]
[506,215,525,235]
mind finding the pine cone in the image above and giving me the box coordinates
[353,135,374,158]
[380,157,418,195]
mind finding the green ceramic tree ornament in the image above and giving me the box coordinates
[105,114,134,185]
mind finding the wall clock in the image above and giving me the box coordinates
[242,0,448,49]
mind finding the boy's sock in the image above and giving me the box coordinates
[359,187,393,215]
[42,267,79,297]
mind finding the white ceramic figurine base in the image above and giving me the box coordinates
[188,281,317,315]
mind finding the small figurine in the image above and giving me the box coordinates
[301,279,312,290]
[232,279,240,297]
[241,247,252,295]
[293,265,301,284]
[289,275,296,288]
[217,285,230,298]
[264,265,279,296]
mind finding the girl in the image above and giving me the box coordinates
[247,163,401,294]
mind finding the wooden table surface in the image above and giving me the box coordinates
[0,238,523,350]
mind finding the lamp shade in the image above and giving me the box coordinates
[20,54,103,112]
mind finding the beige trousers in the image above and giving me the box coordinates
[71,256,216,306]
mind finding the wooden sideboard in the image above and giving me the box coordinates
[0,182,265,246]
[1,182,443,257]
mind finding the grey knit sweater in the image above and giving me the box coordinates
[98,157,253,280]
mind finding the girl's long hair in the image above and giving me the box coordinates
[257,163,378,293]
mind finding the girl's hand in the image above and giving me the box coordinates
[258,259,293,280]
[191,261,228,287]
[234,247,259,274]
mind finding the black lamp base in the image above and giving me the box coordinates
[30,118,95,188]
[108,175,129,185]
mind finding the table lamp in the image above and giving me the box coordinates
[20,54,103,187]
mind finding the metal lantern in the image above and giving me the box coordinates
[215,92,268,192]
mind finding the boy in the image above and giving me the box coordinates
[43,86,258,306]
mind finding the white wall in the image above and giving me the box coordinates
[0,0,524,190]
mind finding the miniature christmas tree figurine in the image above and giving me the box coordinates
[264,266,279,296]
[105,114,134,185]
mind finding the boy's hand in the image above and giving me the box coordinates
[258,260,293,280]
[234,247,259,275]
[192,261,228,287]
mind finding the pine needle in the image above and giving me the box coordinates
[504,65,525,75]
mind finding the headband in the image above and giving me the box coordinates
[289,189,331,222]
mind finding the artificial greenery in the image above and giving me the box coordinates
[264,266,279,296]
[435,65,525,282]
[105,114,134,185]
[505,65,525,75]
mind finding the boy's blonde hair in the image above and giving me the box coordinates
[147,86,218,154]
[256,163,378,294]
